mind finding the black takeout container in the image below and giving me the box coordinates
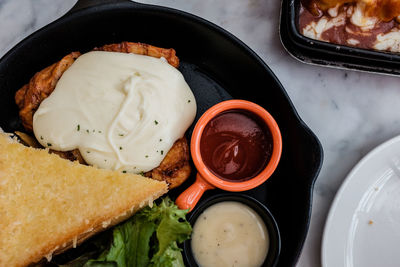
[0,0,323,266]
[280,0,400,75]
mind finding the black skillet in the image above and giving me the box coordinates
[0,0,323,266]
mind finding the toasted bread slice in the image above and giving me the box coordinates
[0,134,168,267]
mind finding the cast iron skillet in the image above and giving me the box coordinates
[0,0,323,266]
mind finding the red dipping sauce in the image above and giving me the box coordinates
[200,109,273,182]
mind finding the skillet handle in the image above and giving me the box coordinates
[69,0,135,13]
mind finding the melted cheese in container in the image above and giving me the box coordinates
[300,2,400,52]
[191,201,269,267]
[33,51,196,173]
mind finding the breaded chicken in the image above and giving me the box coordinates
[15,52,80,131]
[94,42,179,68]
[14,42,191,189]
[145,137,191,189]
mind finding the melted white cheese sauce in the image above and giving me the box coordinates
[33,51,196,173]
[374,30,400,52]
[302,3,400,52]
[350,2,378,31]
[191,201,269,267]
[302,12,346,41]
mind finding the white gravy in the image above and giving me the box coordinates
[191,201,269,267]
[33,51,196,173]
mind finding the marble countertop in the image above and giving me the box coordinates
[2,0,400,266]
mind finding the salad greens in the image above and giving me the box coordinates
[52,197,191,267]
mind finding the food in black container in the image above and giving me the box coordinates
[299,0,400,52]
[280,0,400,75]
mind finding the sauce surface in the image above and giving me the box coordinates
[299,2,400,52]
[191,201,269,267]
[200,110,272,182]
[33,51,196,173]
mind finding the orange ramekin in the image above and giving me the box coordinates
[176,99,282,211]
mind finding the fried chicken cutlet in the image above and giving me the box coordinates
[15,42,191,189]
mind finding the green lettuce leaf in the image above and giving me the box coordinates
[150,242,185,267]
[83,262,117,267]
[87,197,191,267]
[94,214,156,267]
[148,199,191,264]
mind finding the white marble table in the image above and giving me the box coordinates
[2,0,400,266]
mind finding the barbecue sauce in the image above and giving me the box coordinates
[200,110,272,182]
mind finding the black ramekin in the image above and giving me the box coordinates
[183,193,281,267]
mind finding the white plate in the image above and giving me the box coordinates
[322,135,400,267]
